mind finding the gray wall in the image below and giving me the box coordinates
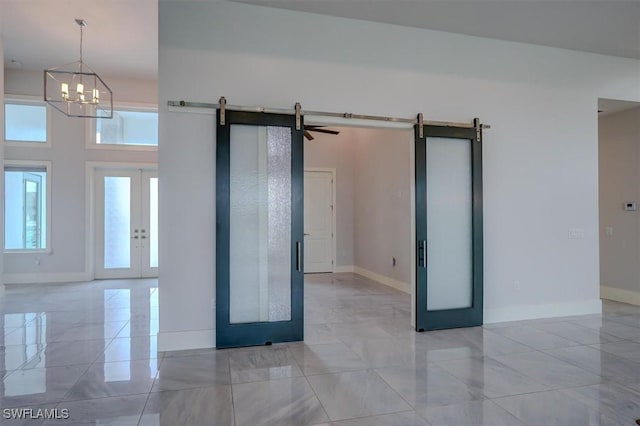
[599,106,640,296]
[353,128,412,286]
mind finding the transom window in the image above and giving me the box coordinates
[95,108,158,147]
[4,100,49,144]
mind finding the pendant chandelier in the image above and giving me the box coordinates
[44,19,113,119]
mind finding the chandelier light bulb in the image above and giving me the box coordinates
[61,83,69,100]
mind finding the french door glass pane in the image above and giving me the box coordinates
[149,177,159,268]
[104,177,131,269]
[426,137,473,310]
[229,125,292,324]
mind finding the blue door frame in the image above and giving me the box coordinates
[415,119,484,331]
[216,110,304,348]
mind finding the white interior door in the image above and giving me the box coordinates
[304,170,334,273]
[95,168,158,279]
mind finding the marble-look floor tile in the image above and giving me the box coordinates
[232,377,328,426]
[304,324,342,345]
[493,389,623,426]
[435,356,550,398]
[1,344,44,371]
[490,325,581,350]
[531,321,623,345]
[327,321,394,342]
[228,346,303,384]
[46,321,128,343]
[345,338,426,368]
[289,342,368,375]
[560,382,640,425]
[152,352,230,391]
[592,340,640,363]
[307,369,411,421]
[64,359,157,401]
[375,365,484,408]
[101,336,158,362]
[142,385,233,426]
[0,365,88,408]
[490,351,602,389]
[569,318,640,341]
[25,339,109,369]
[544,345,640,384]
[332,411,428,426]
[418,400,526,426]
[44,394,147,425]
[448,327,534,357]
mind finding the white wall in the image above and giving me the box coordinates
[599,107,640,304]
[3,69,157,283]
[353,128,412,289]
[0,34,5,295]
[158,1,640,350]
[304,127,356,268]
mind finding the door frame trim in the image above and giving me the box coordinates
[414,124,483,331]
[86,161,158,280]
[216,110,305,348]
[303,167,336,273]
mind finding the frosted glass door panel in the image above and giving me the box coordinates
[149,177,159,268]
[426,137,473,310]
[104,177,131,269]
[229,125,292,324]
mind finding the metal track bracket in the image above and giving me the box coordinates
[417,113,424,138]
[219,97,226,125]
[295,103,301,130]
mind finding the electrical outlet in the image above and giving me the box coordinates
[568,228,585,239]
[514,280,521,290]
[605,227,613,237]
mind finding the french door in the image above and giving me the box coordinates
[95,168,158,279]
[216,110,304,348]
[415,121,483,331]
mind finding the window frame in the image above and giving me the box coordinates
[86,102,158,151]
[4,160,53,254]
[4,95,52,148]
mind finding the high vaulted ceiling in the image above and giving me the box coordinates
[1,0,158,80]
[235,0,640,59]
[1,0,638,81]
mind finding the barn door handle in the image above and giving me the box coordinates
[296,242,301,271]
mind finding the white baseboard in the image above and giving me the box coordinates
[601,285,640,306]
[484,299,602,323]
[333,265,354,273]
[158,329,216,352]
[3,271,92,285]
[353,266,410,294]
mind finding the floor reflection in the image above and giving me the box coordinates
[0,276,639,425]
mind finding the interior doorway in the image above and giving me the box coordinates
[94,167,159,279]
[303,124,415,329]
[598,98,640,306]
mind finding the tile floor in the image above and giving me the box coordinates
[0,273,639,425]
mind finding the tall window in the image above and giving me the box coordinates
[4,163,50,251]
[4,99,49,144]
[94,108,158,147]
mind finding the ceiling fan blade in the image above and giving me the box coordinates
[304,130,314,141]
[307,128,340,135]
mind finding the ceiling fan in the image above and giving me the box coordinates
[304,125,340,141]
